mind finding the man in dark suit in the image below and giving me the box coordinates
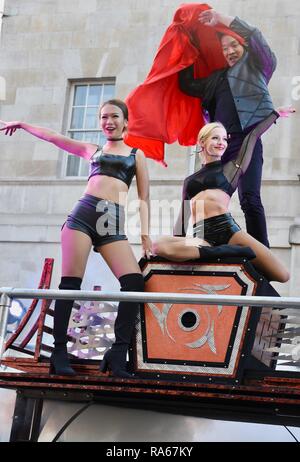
[179,8,277,247]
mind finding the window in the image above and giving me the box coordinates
[65,81,115,177]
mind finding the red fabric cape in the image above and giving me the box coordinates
[125,3,244,166]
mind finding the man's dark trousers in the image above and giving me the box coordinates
[222,133,270,248]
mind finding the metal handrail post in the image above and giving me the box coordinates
[0,292,12,363]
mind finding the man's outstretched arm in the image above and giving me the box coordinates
[199,8,277,81]
[178,65,207,98]
[229,17,277,81]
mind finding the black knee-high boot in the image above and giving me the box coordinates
[100,273,144,378]
[198,245,256,260]
[49,276,82,376]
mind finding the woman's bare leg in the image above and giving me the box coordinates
[229,230,289,283]
[152,232,289,283]
[152,236,210,262]
[61,226,92,278]
[97,240,141,278]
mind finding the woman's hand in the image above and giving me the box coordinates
[0,120,22,136]
[141,235,153,260]
[277,106,296,118]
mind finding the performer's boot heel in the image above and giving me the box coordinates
[49,345,76,376]
[99,348,134,378]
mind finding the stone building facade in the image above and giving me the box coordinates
[0,0,299,296]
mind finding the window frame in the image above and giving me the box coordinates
[62,78,116,178]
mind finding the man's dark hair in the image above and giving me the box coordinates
[216,31,247,48]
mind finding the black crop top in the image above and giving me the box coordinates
[175,111,279,236]
[183,160,234,200]
[89,147,137,187]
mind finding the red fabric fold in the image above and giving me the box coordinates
[125,3,244,166]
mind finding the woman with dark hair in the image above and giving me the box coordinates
[152,107,295,283]
[0,99,152,378]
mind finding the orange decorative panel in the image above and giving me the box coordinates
[145,273,242,363]
[132,260,259,383]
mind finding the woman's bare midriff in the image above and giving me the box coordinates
[191,189,231,223]
[85,175,129,205]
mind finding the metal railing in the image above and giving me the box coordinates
[1,287,300,362]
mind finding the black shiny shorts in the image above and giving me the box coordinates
[63,194,127,251]
[193,213,241,246]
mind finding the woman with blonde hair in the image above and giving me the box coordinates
[152,107,295,283]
